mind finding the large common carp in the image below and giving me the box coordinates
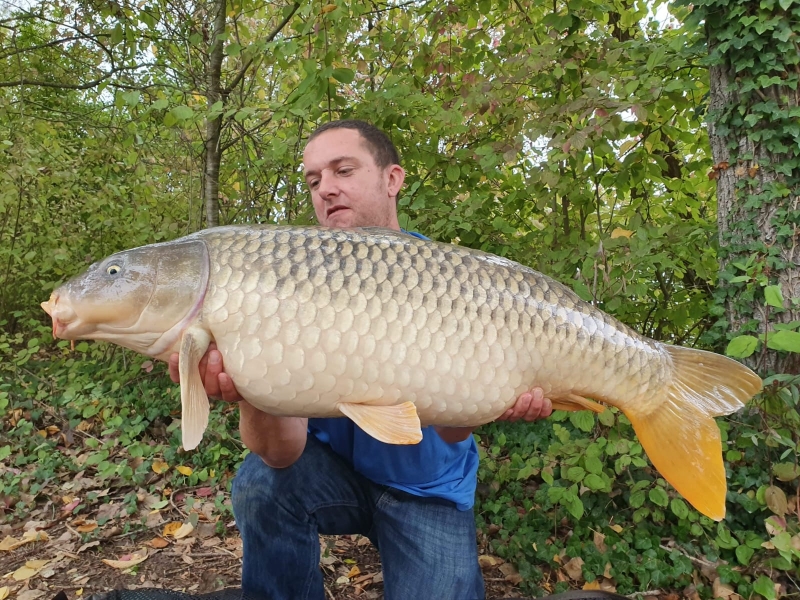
[41,225,761,520]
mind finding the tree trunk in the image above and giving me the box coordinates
[204,0,227,228]
[706,26,800,375]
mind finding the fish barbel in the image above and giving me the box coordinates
[41,225,761,520]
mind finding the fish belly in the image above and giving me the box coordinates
[201,226,665,426]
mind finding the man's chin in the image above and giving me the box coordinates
[324,210,356,228]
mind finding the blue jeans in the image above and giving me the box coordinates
[231,435,485,600]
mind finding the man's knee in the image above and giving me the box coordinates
[231,452,299,522]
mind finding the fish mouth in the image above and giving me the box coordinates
[41,293,77,339]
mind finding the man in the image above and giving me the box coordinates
[169,120,552,600]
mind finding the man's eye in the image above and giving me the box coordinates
[309,180,319,189]
[338,168,353,176]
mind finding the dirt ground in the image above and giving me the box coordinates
[0,485,548,600]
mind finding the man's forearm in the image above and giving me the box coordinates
[238,400,308,468]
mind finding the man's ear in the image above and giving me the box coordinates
[386,164,405,198]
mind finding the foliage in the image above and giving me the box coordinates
[1,0,799,597]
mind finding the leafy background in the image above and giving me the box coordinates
[1,0,798,598]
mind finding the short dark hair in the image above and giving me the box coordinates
[308,119,401,168]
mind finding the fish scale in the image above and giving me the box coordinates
[203,226,659,423]
[42,224,763,520]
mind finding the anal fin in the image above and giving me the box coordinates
[337,401,422,445]
[551,393,606,414]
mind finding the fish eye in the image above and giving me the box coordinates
[106,264,122,275]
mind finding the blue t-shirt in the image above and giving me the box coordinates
[308,229,480,511]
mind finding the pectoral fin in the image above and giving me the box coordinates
[179,327,212,451]
[337,401,423,445]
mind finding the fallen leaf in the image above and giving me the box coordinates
[765,485,788,516]
[479,555,502,569]
[748,165,760,178]
[583,581,601,590]
[347,566,360,578]
[0,529,49,551]
[148,537,169,549]
[141,360,154,372]
[713,577,735,598]
[78,540,100,553]
[76,521,98,533]
[563,557,584,581]
[609,524,623,533]
[163,522,182,537]
[172,522,194,539]
[499,563,523,585]
[195,487,213,498]
[603,562,613,578]
[176,466,193,476]
[13,559,50,581]
[151,460,169,474]
[16,591,45,600]
[593,531,607,553]
[0,586,8,600]
[336,576,349,585]
[101,548,149,569]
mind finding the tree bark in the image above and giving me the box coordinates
[203,0,227,228]
[708,59,800,375]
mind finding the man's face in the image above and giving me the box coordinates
[303,128,404,230]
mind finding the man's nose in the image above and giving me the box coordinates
[317,171,338,199]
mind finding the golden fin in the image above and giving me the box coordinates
[337,401,423,445]
[551,393,606,414]
[625,346,762,521]
[179,328,212,451]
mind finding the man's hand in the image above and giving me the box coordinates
[496,387,552,422]
[436,387,552,443]
[168,343,243,403]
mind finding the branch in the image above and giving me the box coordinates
[222,1,301,96]
[0,63,154,89]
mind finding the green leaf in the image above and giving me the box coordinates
[583,473,606,491]
[566,466,586,482]
[767,330,800,353]
[764,285,784,308]
[445,164,460,182]
[648,487,669,507]
[171,105,194,121]
[584,456,603,474]
[563,495,584,520]
[0,445,10,460]
[773,462,800,481]
[630,490,646,508]
[753,575,777,600]
[778,0,793,9]
[735,544,754,566]
[569,411,595,432]
[670,498,689,519]
[331,68,355,83]
[726,335,759,358]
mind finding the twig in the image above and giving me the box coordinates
[659,543,718,568]
[629,592,663,598]
[324,585,335,600]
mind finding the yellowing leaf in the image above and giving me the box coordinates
[346,565,360,578]
[610,524,623,533]
[12,560,49,581]
[0,536,18,551]
[163,522,182,537]
[583,581,602,590]
[610,228,633,239]
[176,465,193,476]
[101,549,149,569]
[321,3,337,13]
[172,522,194,539]
[152,460,169,474]
[76,521,98,533]
[0,585,8,600]
[148,537,169,549]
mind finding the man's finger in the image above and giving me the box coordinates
[168,353,180,383]
[218,373,243,403]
